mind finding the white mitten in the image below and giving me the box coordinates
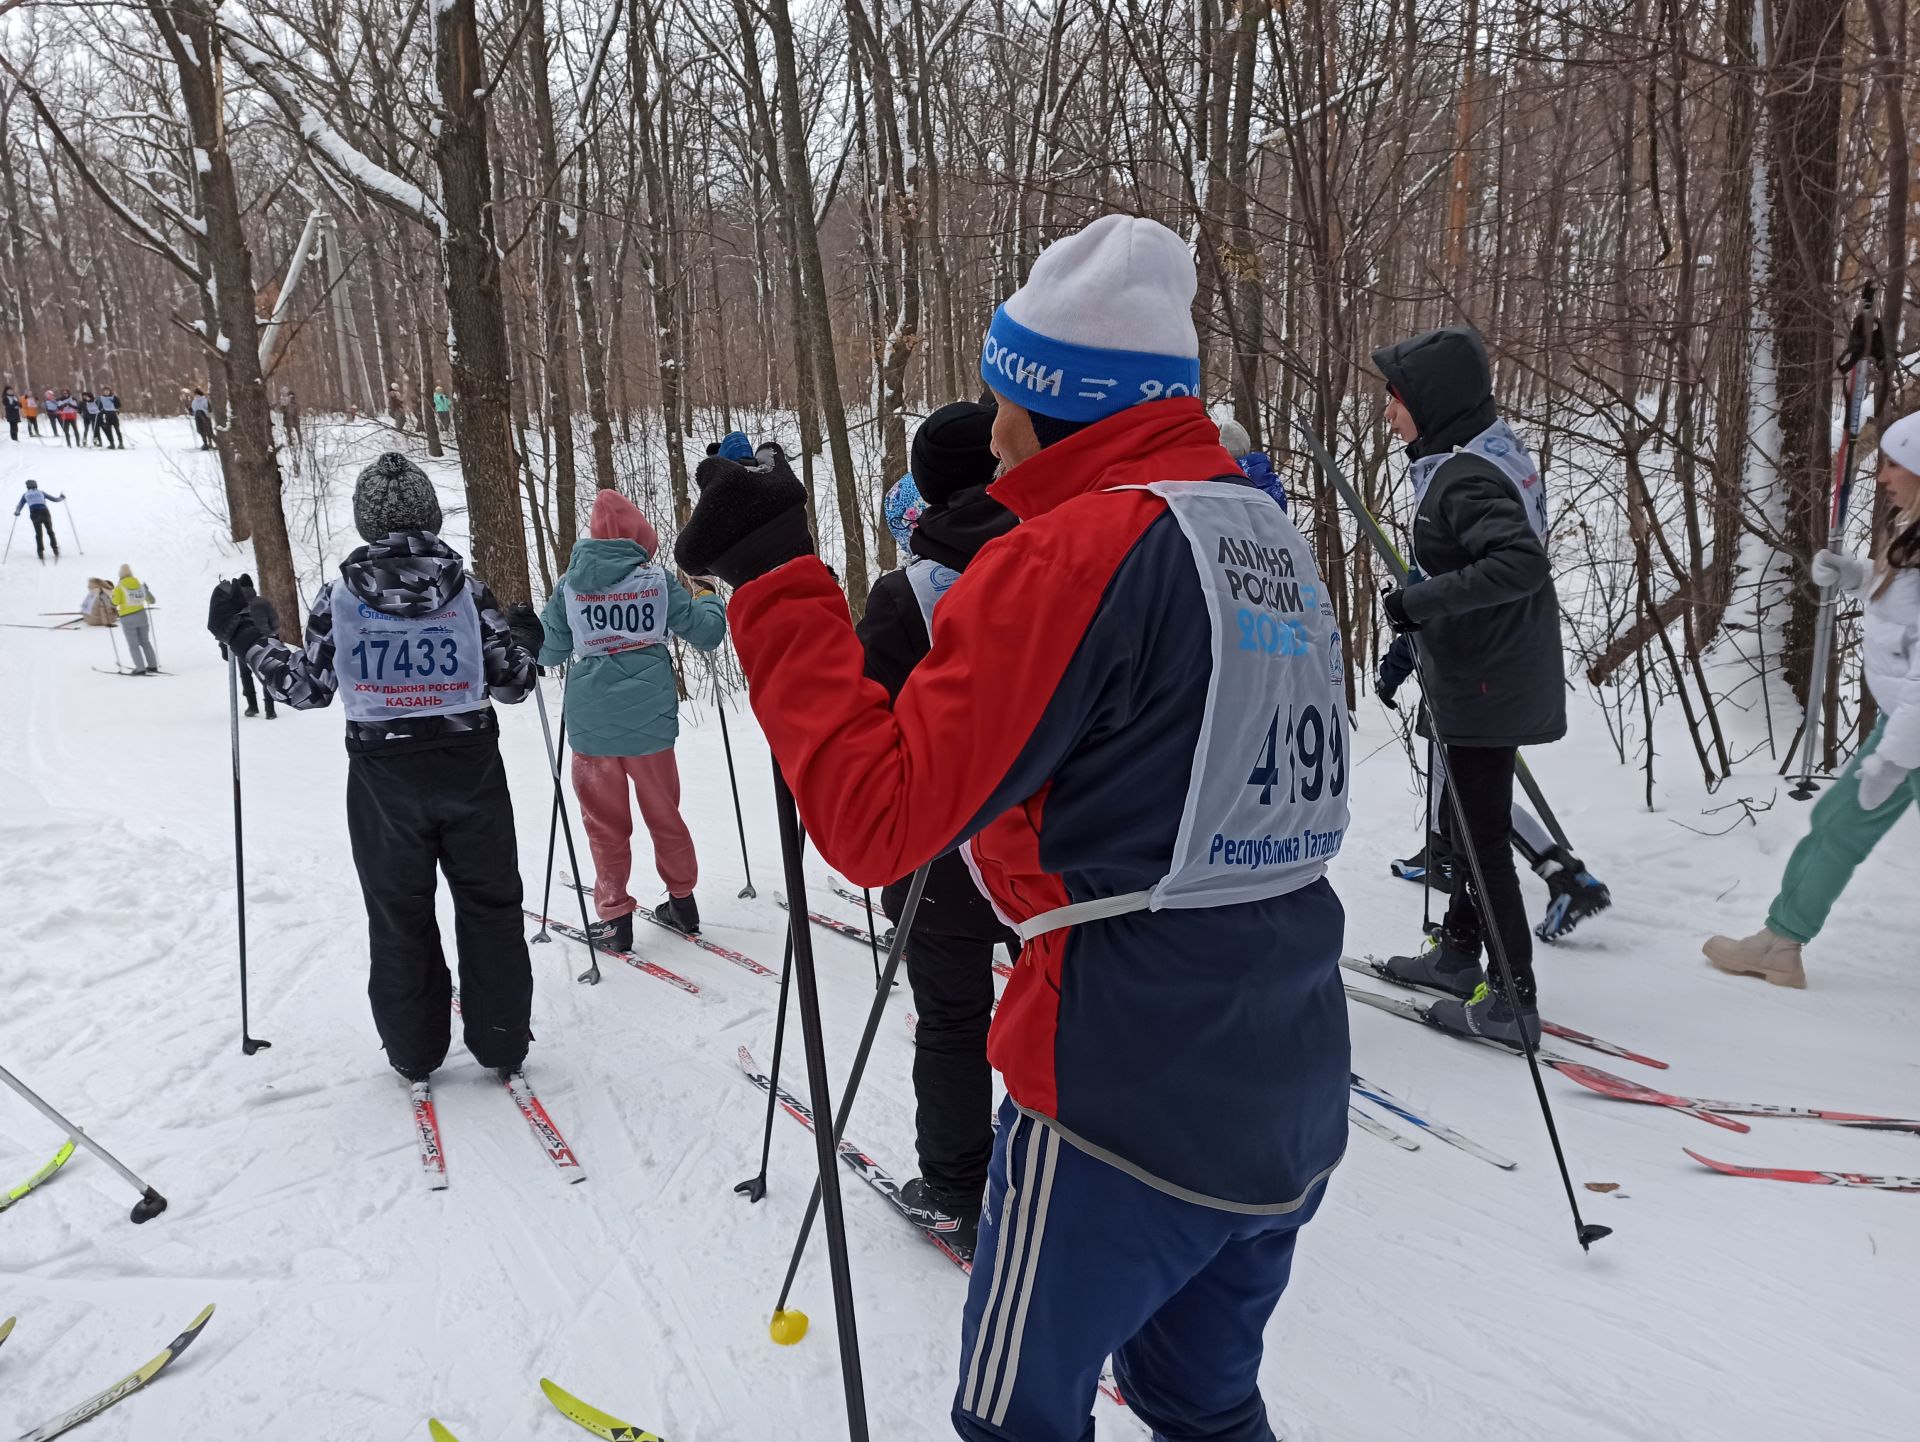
[1855,754,1910,812]
[1810,549,1870,593]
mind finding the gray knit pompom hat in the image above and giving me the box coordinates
[353,452,442,541]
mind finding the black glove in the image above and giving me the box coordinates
[1376,661,1400,710]
[1381,584,1418,634]
[676,454,813,588]
[506,601,545,657]
[207,579,261,652]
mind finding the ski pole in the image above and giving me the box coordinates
[770,864,929,1319]
[530,713,567,947]
[1,509,16,565]
[1790,284,1883,800]
[735,924,796,1204]
[229,649,271,1056]
[533,675,602,985]
[859,886,883,986]
[766,764,869,1438]
[0,1064,168,1223]
[63,497,84,555]
[709,655,757,898]
[1299,421,1606,1252]
[1421,728,1438,937]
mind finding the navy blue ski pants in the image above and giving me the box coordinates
[953,1097,1327,1442]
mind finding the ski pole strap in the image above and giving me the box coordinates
[1016,889,1153,942]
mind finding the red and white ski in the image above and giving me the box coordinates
[526,911,701,995]
[504,1072,586,1182]
[1683,1148,1920,1191]
[1549,1061,1750,1133]
[410,1080,448,1191]
[559,873,780,980]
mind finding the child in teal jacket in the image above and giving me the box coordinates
[539,489,728,947]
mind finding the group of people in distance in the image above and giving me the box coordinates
[3,383,126,447]
[195,210,1920,1442]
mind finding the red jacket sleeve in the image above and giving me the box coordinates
[728,492,1164,887]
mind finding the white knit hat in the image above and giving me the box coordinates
[1881,411,1920,475]
[980,215,1200,422]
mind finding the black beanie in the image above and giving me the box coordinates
[910,401,998,504]
[353,452,443,541]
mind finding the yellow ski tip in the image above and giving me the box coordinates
[540,1377,667,1440]
[427,1420,461,1442]
[0,1315,15,1346]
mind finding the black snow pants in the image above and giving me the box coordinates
[100,413,123,448]
[29,507,57,558]
[1440,743,1537,1004]
[345,739,532,1077]
[905,927,1002,1207]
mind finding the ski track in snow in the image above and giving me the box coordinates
[1,419,1914,1440]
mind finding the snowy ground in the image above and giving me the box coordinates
[1,417,1914,1442]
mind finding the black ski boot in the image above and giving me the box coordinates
[1428,982,1542,1048]
[1535,848,1611,941]
[244,704,260,718]
[1390,844,1453,894]
[587,912,633,953]
[392,1061,434,1084]
[1380,929,1485,999]
[653,893,700,936]
[898,1177,979,1263]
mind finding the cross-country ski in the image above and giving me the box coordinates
[0,1139,75,1212]
[1683,1150,1920,1193]
[8,62,1918,1441]
[14,1303,214,1441]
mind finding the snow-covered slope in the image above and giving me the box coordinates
[1,419,1913,1441]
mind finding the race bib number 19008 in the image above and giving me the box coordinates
[565,565,670,658]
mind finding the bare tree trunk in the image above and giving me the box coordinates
[766,0,869,613]
[156,0,299,636]
[629,0,693,522]
[527,0,580,545]
[433,0,532,602]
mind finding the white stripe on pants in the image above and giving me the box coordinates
[962,1112,1062,1425]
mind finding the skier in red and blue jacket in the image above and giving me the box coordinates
[678,215,1350,1442]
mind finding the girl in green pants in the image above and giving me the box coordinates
[1705,411,1920,987]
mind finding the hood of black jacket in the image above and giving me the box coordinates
[340,531,470,617]
[907,483,1018,571]
[1372,325,1498,459]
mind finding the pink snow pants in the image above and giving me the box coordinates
[571,750,698,917]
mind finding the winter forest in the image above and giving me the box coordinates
[0,0,1910,789]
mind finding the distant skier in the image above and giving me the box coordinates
[20,389,40,436]
[536,488,727,946]
[279,387,302,446]
[386,383,410,430]
[432,385,452,438]
[112,563,159,673]
[853,400,1019,1261]
[221,572,277,719]
[1372,323,1564,1046]
[1703,411,1920,988]
[54,390,79,446]
[205,453,548,1083]
[677,216,1349,1442]
[3,385,18,441]
[97,388,124,449]
[80,391,101,446]
[14,481,65,561]
[189,388,214,450]
[1378,630,1611,941]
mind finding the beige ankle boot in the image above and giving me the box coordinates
[1703,928,1806,988]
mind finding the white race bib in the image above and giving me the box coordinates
[906,556,963,631]
[1017,481,1349,941]
[330,586,487,723]
[565,565,669,659]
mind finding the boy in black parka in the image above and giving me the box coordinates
[1373,324,1566,1045]
[853,400,1018,1259]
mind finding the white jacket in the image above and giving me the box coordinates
[1846,564,1920,769]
